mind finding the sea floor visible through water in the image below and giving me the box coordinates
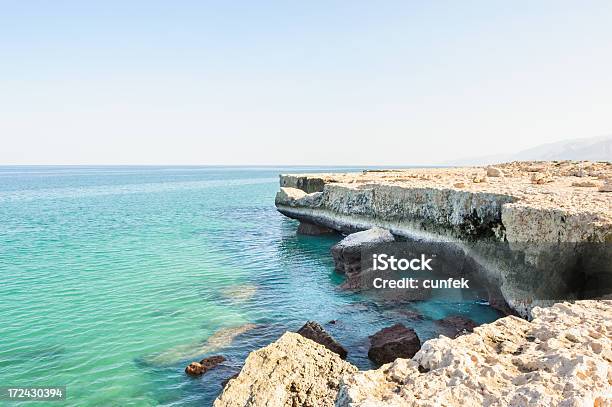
[0,166,503,406]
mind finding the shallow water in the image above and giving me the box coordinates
[0,166,502,406]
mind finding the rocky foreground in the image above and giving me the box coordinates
[215,301,611,406]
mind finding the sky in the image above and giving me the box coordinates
[1,1,611,165]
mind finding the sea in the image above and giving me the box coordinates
[0,166,502,406]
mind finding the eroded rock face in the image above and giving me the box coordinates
[297,321,347,359]
[214,332,357,407]
[368,323,421,365]
[331,228,395,274]
[275,162,612,316]
[338,300,612,407]
[276,161,612,243]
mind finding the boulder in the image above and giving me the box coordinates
[296,321,347,359]
[213,332,357,407]
[297,221,335,235]
[486,167,504,177]
[368,323,421,365]
[599,178,612,192]
[185,355,226,376]
[434,316,478,338]
[331,228,395,274]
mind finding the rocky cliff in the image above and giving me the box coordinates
[276,161,611,242]
[275,161,612,316]
[215,301,611,407]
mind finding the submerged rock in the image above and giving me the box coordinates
[434,315,478,338]
[145,323,257,365]
[368,323,421,365]
[331,227,395,274]
[296,321,347,359]
[214,332,357,407]
[220,285,257,302]
[185,355,226,376]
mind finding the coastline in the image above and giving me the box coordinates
[214,160,611,406]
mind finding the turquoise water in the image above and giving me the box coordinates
[0,166,502,406]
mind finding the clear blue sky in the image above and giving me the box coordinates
[1,1,611,165]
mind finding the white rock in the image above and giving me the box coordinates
[214,332,357,407]
[487,167,504,177]
[338,300,612,407]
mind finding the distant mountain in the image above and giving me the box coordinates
[449,135,612,166]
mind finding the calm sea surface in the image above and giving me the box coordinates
[0,166,501,406]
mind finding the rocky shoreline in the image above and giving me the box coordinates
[215,301,611,406]
[275,161,612,317]
[211,161,611,406]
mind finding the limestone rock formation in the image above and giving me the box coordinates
[338,300,612,407]
[214,332,357,407]
[276,161,612,316]
[368,323,421,365]
[297,321,348,359]
[331,228,395,274]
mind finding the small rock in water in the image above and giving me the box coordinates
[368,323,421,365]
[435,316,478,338]
[296,321,347,359]
[185,362,204,375]
[185,355,226,376]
